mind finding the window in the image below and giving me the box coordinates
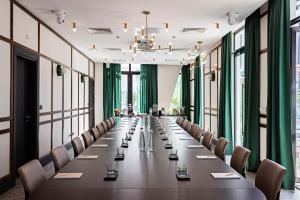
[169,74,181,114]
[234,28,245,147]
[121,64,141,114]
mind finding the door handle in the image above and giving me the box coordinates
[25,115,31,122]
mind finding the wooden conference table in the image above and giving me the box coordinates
[30,117,266,200]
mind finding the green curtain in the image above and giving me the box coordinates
[267,0,295,189]
[194,56,202,126]
[181,64,191,120]
[140,64,158,113]
[243,9,261,172]
[218,32,233,155]
[103,63,121,120]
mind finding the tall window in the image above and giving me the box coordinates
[121,64,141,114]
[169,74,182,114]
[234,29,245,146]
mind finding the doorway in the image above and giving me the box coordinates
[13,46,39,181]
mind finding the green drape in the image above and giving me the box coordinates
[218,32,233,155]
[103,63,121,120]
[194,56,202,126]
[243,9,261,172]
[267,0,295,189]
[140,64,158,113]
[181,64,191,120]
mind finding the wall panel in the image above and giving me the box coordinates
[64,69,72,110]
[0,133,10,178]
[39,124,51,157]
[52,64,63,112]
[40,25,71,67]
[13,5,38,51]
[52,121,62,148]
[0,0,10,38]
[39,58,52,112]
[0,41,10,118]
[72,49,89,75]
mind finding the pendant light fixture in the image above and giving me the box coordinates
[215,23,220,32]
[72,22,77,32]
[92,44,96,52]
[124,23,128,32]
[165,23,169,32]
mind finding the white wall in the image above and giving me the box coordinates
[95,63,103,123]
[0,0,95,180]
[157,65,180,110]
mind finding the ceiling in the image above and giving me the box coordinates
[18,0,266,65]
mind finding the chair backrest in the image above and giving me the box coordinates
[180,119,188,129]
[184,121,192,132]
[230,146,251,176]
[202,131,213,150]
[175,116,181,124]
[101,121,109,132]
[91,127,100,140]
[96,124,105,136]
[18,159,46,197]
[106,119,113,129]
[189,124,198,137]
[82,131,94,148]
[71,137,84,156]
[177,117,184,126]
[255,159,287,200]
[193,127,202,141]
[50,146,71,171]
[214,137,229,160]
[109,117,115,126]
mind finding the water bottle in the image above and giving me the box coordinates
[139,127,145,151]
[148,129,154,152]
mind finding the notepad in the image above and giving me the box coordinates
[77,155,99,159]
[172,128,182,131]
[100,137,115,140]
[211,173,240,179]
[169,125,179,127]
[187,145,204,148]
[91,144,108,148]
[195,155,217,159]
[174,132,187,135]
[54,173,83,179]
[179,136,194,140]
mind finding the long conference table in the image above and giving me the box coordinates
[30,117,266,200]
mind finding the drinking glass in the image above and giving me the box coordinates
[117,147,124,156]
[169,149,177,156]
[106,161,116,175]
[165,140,172,146]
[177,162,188,175]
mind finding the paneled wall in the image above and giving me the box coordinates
[203,44,222,137]
[0,0,95,188]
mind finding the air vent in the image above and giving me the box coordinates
[181,27,206,33]
[165,59,179,62]
[103,48,122,51]
[87,28,113,34]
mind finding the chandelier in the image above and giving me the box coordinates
[131,11,171,54]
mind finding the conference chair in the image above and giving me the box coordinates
[177,117,184,126]
[230,146,251,177]
[180,119,188,129]
[189,124,198,138]
[214,137,229,160]
[101,121,109,132]
[175,116,181,124]
[255,159,287,200]
[184,121,192,132]
[71,137,85,156]
[109,117,115,126]
[202,131,213,150]
[50,146,71,171]
[106,119,113,130]
[91,127,101,140]
[82,131,94,148]
[194,126,202,141]
[18,159,46,199]
[96,124,105,136]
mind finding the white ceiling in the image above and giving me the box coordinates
[18,0,266,65]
